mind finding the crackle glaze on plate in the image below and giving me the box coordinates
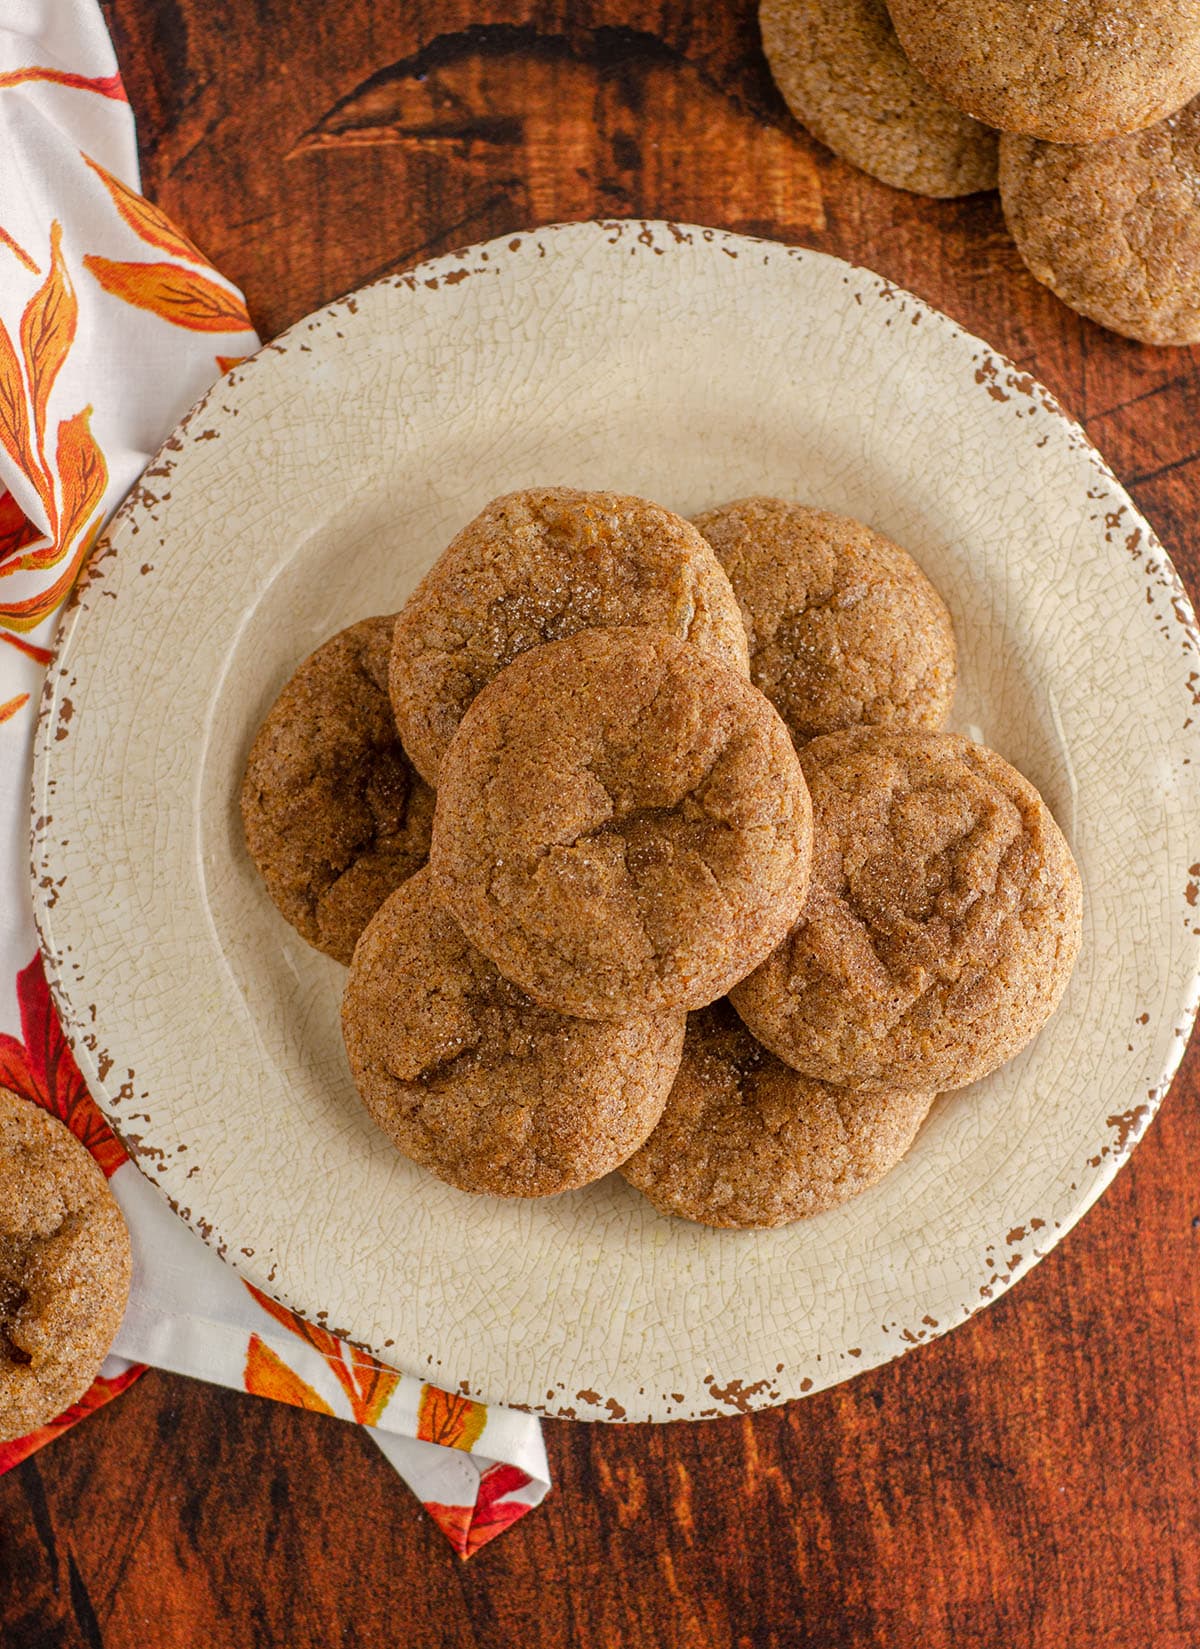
[31,220,1200,1422]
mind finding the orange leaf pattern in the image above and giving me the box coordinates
[53,404,106,558]
[85,256,252,334]
[82,153,207,266]
[0,630,51,664]
[244,1334,335,1415]
[20,219,77,510]
[416,1384,489,1452]
[243,1281,402,1425]
[0,225,38,276]
[0,314,40,508]
[0,691,28,722]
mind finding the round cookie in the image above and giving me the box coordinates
[620,1000,934,1227]
[430,627,813,1020]
[730,728,1082,1092]
[241,615,434,965]
[0,1088,131,1442]
[885,0,1200,144]
[693,498,957,746]
[1000,103,1200,347]
[760,0,997,198]
[389,488,751,785]
[342,870,685,1196]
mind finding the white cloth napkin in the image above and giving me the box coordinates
[0,0,547,1555]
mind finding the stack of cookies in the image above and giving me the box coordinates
[241,487,1082,1228]
[760,0,1200,345]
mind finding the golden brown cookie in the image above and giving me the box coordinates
[389,488,751,785]
[1000,103,1200,346]
[430,627,813,1020]
[620,1000,934,1227]
[760,0,997,197]
[341,870,685,1195]
[0,1088,131,1443]
[241,615,434,965]
[693,498,956,746]
[731,728,1082,1092]
[885,0,1200,143]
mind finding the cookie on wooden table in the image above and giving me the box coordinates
[0,1087,132,1443]
[1000,101,1200,346]
[430,627,813,1020]
[389,487,751,786]
[731,728,1082,1092]
[693,497,956,747]
[620,1000,934,1228]
[884,0,1200,143]
[341,870,685,1196]
[241,615,434,965]
[759,0,997,197]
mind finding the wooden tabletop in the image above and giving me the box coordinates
[4,2,1200,1644]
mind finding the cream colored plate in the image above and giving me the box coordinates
[32,221,1200,1422]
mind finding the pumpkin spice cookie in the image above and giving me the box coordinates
[341,871,685,1196]
[0,1087,131,1443]
[430,627,813,1020]
[241,615,434,965]
[1000,102,1200,346]
[731,728,1082,1092]
[620,1000,934,1228]
[389,487,751,785]
[759,0,998,197]
[885,0,1200,143]
[693,498,956,746]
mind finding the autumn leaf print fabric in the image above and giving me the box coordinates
[0,1,547,1553]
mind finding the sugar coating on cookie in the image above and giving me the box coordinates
[341,870,685,1195]
[760,0,997,197]
[1000,103,1200,346]
[389,488,751,785]
[241,615,434,965]
[0,1088,131,1442]
[430,627,813,1020]
[693,498,956,747]
[731,728,1082,1092]
[620,1000,934,1227]
[885,0,1200,144]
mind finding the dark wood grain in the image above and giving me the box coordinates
[3,1,1200,1643]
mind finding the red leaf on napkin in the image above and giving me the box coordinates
[243,1281,401,1426]
[425,1462,536,1558]
[416,1383,488,1452]
[243,1334,335,1415]
[82,153,208,267]
[0,489,41,568]
[0,954,127,1176]
[84,256,252,334]
[20,220,77,520]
